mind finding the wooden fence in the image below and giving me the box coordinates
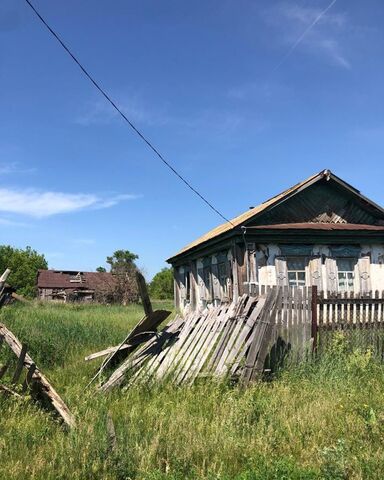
[91,286,384,389]
[315,288,384,356]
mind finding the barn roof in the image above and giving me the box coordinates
[167,169,384,263]
[37,270,116,290]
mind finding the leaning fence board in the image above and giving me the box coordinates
[99,316,184,391]
[0,323,75,428]
[227,297,267,376]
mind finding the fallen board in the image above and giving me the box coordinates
[0,323,75,429]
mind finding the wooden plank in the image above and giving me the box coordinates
[10,292,31,304]
[12,343,28,384]
[153,313,200,379]
[147,314,201,381]
[241,288,278,385]
[318,297,384,305]
[214,297,257,376]
[85,332,156,362]
[185,305,233,383]
[175,311,218,384]
[136,271,153,317]
[207,295,248,371]
[22,363,36,393]
[100,316,184,391]
[251,310,278,380]
[226,296,267,376]
[171,309,217,383]
[186,309,229,384]
[311,286,318,352]
[179,308,220,383]
[0,323,75,428]
[90,309,171,382]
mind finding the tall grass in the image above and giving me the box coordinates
[1,303,384,479]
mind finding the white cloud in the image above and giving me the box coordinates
[0,188,140,218]
[0,161,35,175]
[76,94,169,127]
[263,1,351,69]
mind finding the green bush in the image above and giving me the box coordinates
[149,268,173,300]
[0,245,47,297]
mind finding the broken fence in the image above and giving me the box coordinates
[98,286,314,390]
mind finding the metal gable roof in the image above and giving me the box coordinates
[166,169,384,263]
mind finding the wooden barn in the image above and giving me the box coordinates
[167,169,384,312]
[37,270,117,302]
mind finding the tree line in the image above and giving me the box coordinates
[0,245,173,301]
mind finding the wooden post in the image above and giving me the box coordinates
[135,271,153,317]
[12,343,28,384]
[106,411,117,453]
[311,285,318,353]
[22,363,36,393]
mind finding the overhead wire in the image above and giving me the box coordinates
[24,0,235,227]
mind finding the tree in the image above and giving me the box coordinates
[105,250,139,304]
[96,266,106,272]
[149,267,174,300]
[0,245,48,297]
[106,250,138,273]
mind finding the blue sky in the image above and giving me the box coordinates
[1,0,384,279]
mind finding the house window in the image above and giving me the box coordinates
[336,258,356,292]
[180,267,190,301]
[287,257,306,287]
[218,262,228,296]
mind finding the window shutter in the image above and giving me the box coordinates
[247,244,257,284]
[197,268,205,300]
[325,258,338,293]
[358,256,371,295]
[275,258,288,286]
[179,267,186,302]
[309,257,323,290]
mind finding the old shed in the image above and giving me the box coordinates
[37,270,117,302]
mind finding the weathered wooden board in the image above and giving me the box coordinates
[0,323,75,428]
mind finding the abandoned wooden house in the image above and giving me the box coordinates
[167,169,384,312]
[37,269,116,302]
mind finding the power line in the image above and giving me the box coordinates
[24,0,234,227]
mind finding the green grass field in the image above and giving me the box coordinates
[1,302,384,480]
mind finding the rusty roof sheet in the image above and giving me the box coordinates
[167,170,325,261]
[37,270,116,290]
[249,223,384,231]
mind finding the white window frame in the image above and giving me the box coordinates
[336,257,356,293]
[286,256,307,287]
